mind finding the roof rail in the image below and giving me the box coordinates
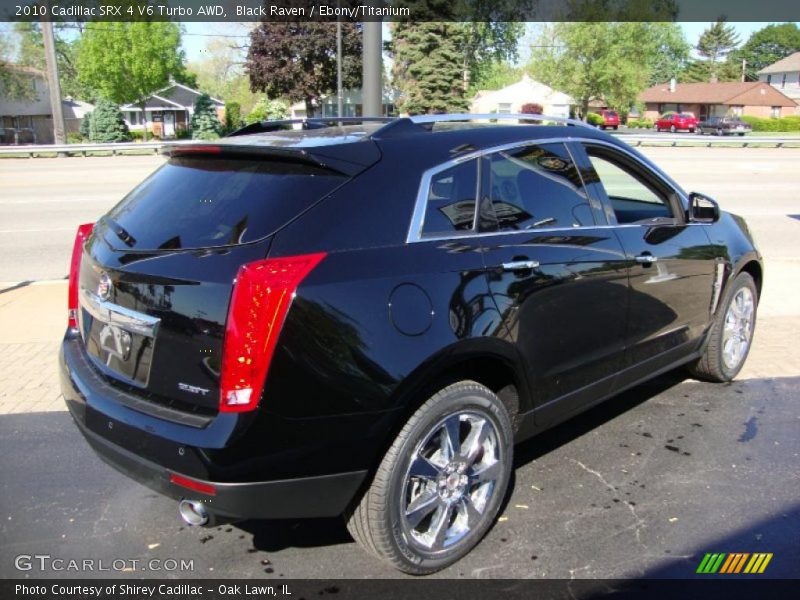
[407,113,593,129]
[229,117,397,137]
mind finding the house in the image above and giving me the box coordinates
[288,88,399,119]
[0,65,93,144]
[639,81,797,121]
[758,52,800,111]
[470,74,575,119]
[120,83,224,139]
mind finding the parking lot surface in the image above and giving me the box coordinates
[0,147,798,579]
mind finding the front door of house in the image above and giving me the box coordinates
[163,112,175,138]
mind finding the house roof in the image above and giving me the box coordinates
[121,83,224,110]
[61,99,93,119]
[470,74,575,107]
[639,81,797,107]
[758,52,800,75]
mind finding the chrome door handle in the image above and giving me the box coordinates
[635,254,658,264]
[501,260,539,271]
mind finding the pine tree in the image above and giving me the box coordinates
[391,22,470,115]
[696,19,740,82]
[191,94,222,140]
[79,111,93,140]
[88,100,130,143]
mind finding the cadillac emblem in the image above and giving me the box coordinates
[97,272,112,300]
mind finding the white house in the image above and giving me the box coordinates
[120,83,224,138]
[470,74,575,119]
[758,52,800,113]
[288,88,400,119]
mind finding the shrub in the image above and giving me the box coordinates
[66,132,85,144]
[586,112,604,127]
[191,93,222,140]
[741,115,800,132]
[87,99,131,143]
[223,101,242,133]
[79,111,92,139]
[246,98,290,124]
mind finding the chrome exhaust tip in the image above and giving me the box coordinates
[178,499,209,526]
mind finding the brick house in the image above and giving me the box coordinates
[638,81,797,121]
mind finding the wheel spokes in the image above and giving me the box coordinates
[469,460,501,484]
[460,418,490,465]
[460,495,483,527]
[429,503,454,550]
[405,490,440,529]
[408,456,441,481]
[440,415,461,462]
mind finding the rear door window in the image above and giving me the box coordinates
[102,157,345,250]
[421,159,479,237]
[481,143,595,231]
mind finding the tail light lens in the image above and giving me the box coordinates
[67,223,95,329]
[220,252,327,412]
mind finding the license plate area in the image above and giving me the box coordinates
[79,289,160,387]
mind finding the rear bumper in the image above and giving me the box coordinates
[60,336,367,521]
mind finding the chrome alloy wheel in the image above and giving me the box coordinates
[722,287,755,370]
[400,411,502,553]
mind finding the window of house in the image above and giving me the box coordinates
[585,149,674,224]
[731,106,743,117]
[771,106,781,119]
[767,74,772,84]
[497,103,512,114]
[421,160,479,237]
[482,143,594,231]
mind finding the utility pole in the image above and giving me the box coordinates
[41,17,66,145]
[741,58,747,82]
[362,20,382,117]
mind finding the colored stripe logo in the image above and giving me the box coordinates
[696,552,773,574]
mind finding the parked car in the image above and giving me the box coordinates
[61,114,762,574]
[597,109,620,130]
[696,116,753,136]
[655,112,698,133]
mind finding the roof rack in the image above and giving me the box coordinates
[407,113,593,129]
[229,117,397,137]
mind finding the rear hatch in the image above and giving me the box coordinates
[76,149,352,417]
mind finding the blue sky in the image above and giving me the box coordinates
[180,22,797,64]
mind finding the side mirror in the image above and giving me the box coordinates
[688,192,720,223]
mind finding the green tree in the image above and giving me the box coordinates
[77,19,186,141]
[87,99,130,142]
[188,38,260,115]
[390,22,470,114]
[696,19,741,82]
[191,94,222,140]
[734,23,800,81]
[468,61,523,95]
[245,98,290,124]
[246,23,362,117]
[529,22,682,118]
[455,22,525,91]
[79,110,92,140]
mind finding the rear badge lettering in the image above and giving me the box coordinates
[178,383,210,396]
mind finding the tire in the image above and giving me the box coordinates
[738,132,745,137]
[689,128,695,133]
[613,125,618,130]
[689,272,758,383]
[346,381,513,575]
[716,128,723,136]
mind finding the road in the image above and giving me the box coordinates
[0,147,799,283]
[0,148,799,579]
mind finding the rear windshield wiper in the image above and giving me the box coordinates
[101,216,137,248]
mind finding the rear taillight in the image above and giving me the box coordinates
[219,252,327,412]
[67,222,94,329]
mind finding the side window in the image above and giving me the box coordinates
[422,159,478,237]
[587,151,674,224]
[483,143,595,231]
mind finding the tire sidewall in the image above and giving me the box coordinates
[384,386,513,573]
[712,273,758,381]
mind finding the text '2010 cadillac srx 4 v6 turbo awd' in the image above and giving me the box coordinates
[61,114,762,574]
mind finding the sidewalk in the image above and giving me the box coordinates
[0,273,797,415]
[0,281,66,414]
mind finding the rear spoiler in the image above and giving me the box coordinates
[162,141,381,177]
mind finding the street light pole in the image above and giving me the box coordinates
[362,20,382,117]
[337,18,343,117]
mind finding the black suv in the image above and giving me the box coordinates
[61,115,762,574]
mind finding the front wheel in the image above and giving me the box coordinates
[346,381,513,574]
[689,272,758,382]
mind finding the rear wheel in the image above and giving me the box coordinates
[346,381,513,574]
[689,272,758,382]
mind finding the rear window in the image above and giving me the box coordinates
[101,157,345,250]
